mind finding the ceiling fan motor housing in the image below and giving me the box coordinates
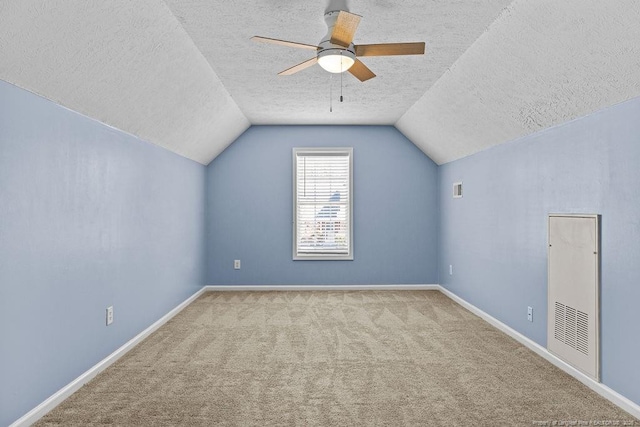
[321,10,342,42]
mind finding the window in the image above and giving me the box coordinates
[293,147,353,260]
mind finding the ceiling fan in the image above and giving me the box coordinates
[251,10,425,82]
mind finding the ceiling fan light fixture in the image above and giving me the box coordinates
[317,49,355,73]
[252,10,425,81]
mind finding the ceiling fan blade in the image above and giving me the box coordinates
[251,36,319,50]
[278,57,318,76]
[348,59,375,82]
[330,11,361,47]
[355,42,425,57]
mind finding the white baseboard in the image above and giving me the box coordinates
[204,284,440,291]
[12,284,639,425]
[10,287,208,427]
[438,286,640,420]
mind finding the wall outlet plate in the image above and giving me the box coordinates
[106,306,114,326]
[234,259,241,270]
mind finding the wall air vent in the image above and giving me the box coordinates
[554,302,589,356]
[453,182,463,198]
[548,214,600,381]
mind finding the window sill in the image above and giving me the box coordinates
[293,254,354,261]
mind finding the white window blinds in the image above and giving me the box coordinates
[293,148,353,260]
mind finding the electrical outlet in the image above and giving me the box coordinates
[234,259,241,270]
[527,306,533,322]
[106,306,114,326]
[449,265,453,275]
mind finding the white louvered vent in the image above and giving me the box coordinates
[577,311,589,355]
[554,302,589,356]
[554,302,565,342]
[453,182,463,198]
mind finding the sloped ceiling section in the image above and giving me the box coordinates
[0,1,249,165]
[397,0,640,165]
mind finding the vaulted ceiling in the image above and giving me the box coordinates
[1,1,639,165]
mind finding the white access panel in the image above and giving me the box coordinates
[548,214,600,381]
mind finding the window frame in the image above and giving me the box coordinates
[292,147,354,261]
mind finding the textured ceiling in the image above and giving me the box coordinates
[0,0,249,165]
[1,1,639,165]
[396,0,640,164]
[164,0,512,125]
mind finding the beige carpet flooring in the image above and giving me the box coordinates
[36,290,637,426]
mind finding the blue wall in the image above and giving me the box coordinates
[438,96,640,405]
[0,80,206,426]
[205,125,438,285]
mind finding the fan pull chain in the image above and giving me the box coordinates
[340,51,344,102]
[329,73,333,113]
